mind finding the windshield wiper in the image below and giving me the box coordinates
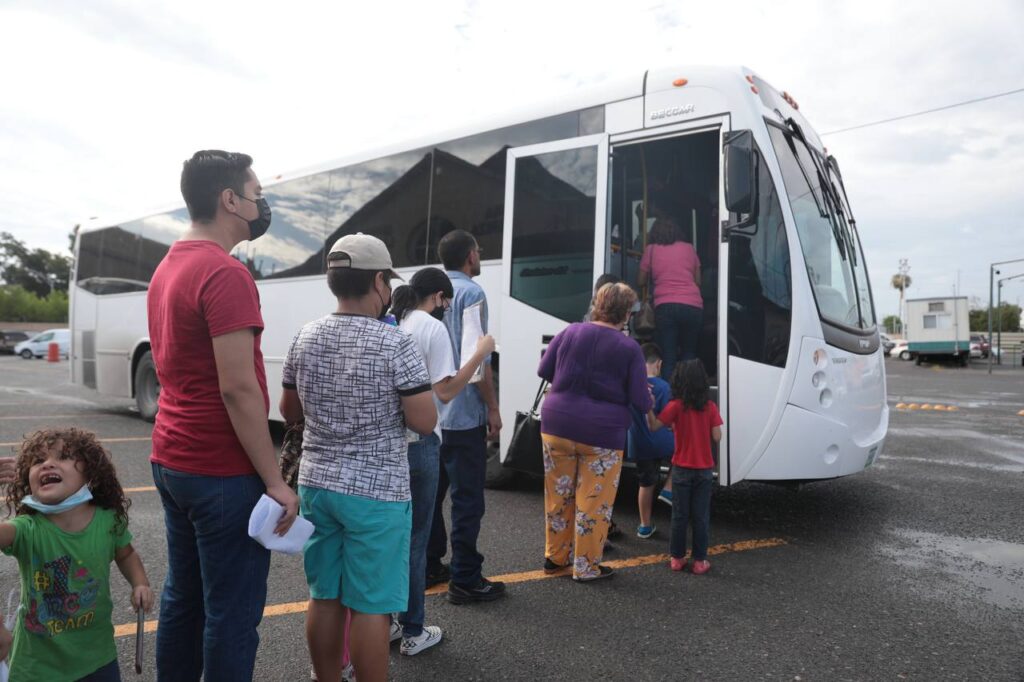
[784,118,857,265]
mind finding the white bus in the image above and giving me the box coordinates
[70,65,887,487]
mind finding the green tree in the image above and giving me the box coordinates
[969,304,1021,333]
[0,285,68,322]
[0,232,72,298]
[882,314,901,334]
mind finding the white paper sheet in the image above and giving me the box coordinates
[247,494,315,555]
[460,301,485,384]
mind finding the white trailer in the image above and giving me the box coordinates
[906,296,970,365]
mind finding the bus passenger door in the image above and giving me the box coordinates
[498,134,609,467]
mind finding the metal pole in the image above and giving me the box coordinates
[988,265,994,374]
[987,258,1024,374]
[997,281,1003,365]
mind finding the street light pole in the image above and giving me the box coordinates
[997,280,1002,365]
[988,257,1024,374]
[995,273,1024,365]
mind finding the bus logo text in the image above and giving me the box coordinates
[650,104,696,121]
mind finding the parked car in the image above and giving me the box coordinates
[0,330,30,354]
[889,340,911,360]
[14,329,70,359]
[879,333,896,354]
[970,334,990,358]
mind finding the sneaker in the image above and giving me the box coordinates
[400,625,443,656]
[389,615,402,642]
[543,558,570,575]
[658,489,673,506]
[447,577,506,604]
[670,557,687,572]
[692,559,711,575]
[636,525,656,539]
[573,565,614,582]
[425,563,451,588]
[312,664,357,681]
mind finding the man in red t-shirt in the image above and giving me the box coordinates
[147,149,298,681]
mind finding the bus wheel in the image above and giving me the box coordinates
[484,440,518,489]
[134,351,160,422]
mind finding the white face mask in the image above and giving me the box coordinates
[21,485,93,514]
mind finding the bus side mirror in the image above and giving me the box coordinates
[724,130,758,216]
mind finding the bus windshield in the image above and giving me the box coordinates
[767,123,875,331]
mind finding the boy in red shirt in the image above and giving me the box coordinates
[649,359,722,574]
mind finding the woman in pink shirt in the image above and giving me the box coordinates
[638,217,703,380]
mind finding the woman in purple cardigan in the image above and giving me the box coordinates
[538,283,653,582]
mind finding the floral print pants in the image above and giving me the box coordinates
[541,433,623,579]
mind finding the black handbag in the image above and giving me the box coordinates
[503,381,548,476]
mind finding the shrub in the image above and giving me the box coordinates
[0,286,69,323]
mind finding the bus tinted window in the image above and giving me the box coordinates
[76,209,189,295]
[323,150,432,269]
[429,112,588,263]
[728,151,792,367]
[235,172,333,279]
[509,146,598,322]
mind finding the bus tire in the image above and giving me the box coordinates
[134,351,160,422]
[484,440,518,489]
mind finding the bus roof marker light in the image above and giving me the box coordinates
[672,78,688,87]
[745,75,755,84]
[750,86,759,94]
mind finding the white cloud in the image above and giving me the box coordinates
[1,0,1023,319]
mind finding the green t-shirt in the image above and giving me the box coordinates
[1,507,132,681]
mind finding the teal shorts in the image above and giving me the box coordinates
[298,485,411,614]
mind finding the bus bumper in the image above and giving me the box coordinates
[746,403,889,481]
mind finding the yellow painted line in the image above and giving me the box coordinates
[124,486,157,493]
[113,537,787,638]
[0,436,151,448]
[424,536,787,595]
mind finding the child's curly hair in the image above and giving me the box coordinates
[5,428,130,534]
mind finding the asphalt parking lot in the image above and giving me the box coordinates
[1,354,1022,681]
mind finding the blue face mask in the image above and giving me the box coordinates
[21,485,93,515]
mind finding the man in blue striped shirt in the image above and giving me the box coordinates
[426,229,506,604]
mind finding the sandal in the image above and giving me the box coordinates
[543,558,570,575]
[573,565,615,582]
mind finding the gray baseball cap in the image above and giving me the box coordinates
[327,233,401,280]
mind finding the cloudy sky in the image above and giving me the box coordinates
[2,0,1022,319]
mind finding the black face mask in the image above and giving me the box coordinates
[430,305,446,322]
[237,195,272,240]
[377,283,392,320]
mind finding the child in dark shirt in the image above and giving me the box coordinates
[649,360,722,574]
[627,343,674,539]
